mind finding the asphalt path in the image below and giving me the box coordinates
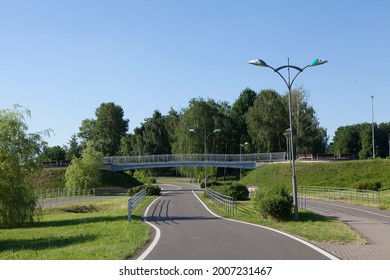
[138,183,334,260]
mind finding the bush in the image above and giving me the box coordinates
[127,186,144,196]
[145,185,161,196]
[353,181,382,191]
[251,185,293,220]
[127,184,161,196]
[210,183,249,200]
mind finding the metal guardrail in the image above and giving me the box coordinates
[128,189,147,222]
[35,188,95,207]
[299,186,380,205]
[102,152,286,166]
[205,187,237,216]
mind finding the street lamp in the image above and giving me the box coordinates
[283,128,291,161]
[189,128,221,188]
[371,95,375,159]
[240,142,249,179]
[249,57,328,220]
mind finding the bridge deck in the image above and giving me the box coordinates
[102,153,286,171]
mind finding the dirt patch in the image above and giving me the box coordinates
[62,205,98,214]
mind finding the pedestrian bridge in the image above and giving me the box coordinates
[102,152,286,172]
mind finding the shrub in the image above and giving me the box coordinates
[145,185,161,196]
[251,185,293,220]
[127,186,144,196]
[353,181,382,191]
[127,184,161,196]
[214,183,249,200]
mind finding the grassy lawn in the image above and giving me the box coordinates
[240,159,390,209]
[197,192,365,245]
[0,197,154,260]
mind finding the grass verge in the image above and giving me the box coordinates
[197,192,365,245]
[0,197,154,260]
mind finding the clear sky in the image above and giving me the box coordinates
[1,0,389,148]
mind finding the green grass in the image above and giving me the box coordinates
[197,193,365,244]
[0,197,154,260]
[240,159,390,208]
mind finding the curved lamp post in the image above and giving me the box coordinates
[249,57,328,220]
[189,128,221,188]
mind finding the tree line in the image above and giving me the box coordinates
[46,87,327,162]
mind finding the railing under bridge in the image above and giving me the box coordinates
[102,152,286,171]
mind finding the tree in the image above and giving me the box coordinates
[40,145,66,163]
[142,110,171,155]
[78,102,129,156]
[289,88,328,154]
[66,134,82,160]
[0,106,43,227]
[231,87,256,153]
[246,89,288,152]
[65,144,102,191]
[95,102,129,156]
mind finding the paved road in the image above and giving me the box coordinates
[307,199,390,259]
[138,183,334,260]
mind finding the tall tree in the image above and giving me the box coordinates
[246,89,288,152]
[289,88,328,154]
[231,87,256,153]
[66,134,82,160]
[0,106,43,227]
[142,110,171,155]
[95,102,129,156]
[78,102,129,156]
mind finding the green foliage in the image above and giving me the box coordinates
[65,144,102,190]
[353,181,382,191]
[331,122,390,159]
[127,184,161,196]
[133,170,156,184]
[78,102,129,156]
[251,185,293,220]
[40,145,66,163]
[247,89,288,152]
[66,134,82,160]
[0,106,43,227]
[210,183,249,200]
[145,185,161,196]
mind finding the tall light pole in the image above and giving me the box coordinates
[371,95,375,159]
[189,128,221,188]
[240,142,249,179]
[249,57,328,220]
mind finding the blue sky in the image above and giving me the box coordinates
[1,0,389,148]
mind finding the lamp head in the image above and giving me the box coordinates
[310,58,328,67]
[248,59,269,67]
[213,129,221,133]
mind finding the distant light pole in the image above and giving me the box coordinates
[283,128,291,161]
[371,95,375,159]
[388,133,390,157]
[240,142,249,179]
[189,128,221,188]
[249,57,328,220]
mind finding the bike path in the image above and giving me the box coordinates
[139,183,333,260]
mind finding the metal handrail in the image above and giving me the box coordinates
[128,189,147,222]
[299,186,380,205]
[205,187,237,216]
[102,152,286,165]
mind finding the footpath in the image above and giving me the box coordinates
[307,200,390,260]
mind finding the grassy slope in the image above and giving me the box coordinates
[27,168,142,190]
[241,159,390,189]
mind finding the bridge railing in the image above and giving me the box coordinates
[102,152,286,165]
